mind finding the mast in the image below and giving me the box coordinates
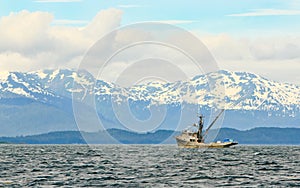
[202,109,225,139]
[197,114,204,142]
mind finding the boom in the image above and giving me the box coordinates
[202,109,225,138]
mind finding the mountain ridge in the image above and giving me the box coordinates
[0,69,299,136]
[0,127,299,145]
[1,69,299,109]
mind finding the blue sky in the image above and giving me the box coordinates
[0,0,300,84]
[1,0,300,34]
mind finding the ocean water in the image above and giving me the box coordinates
[0,145,299,187]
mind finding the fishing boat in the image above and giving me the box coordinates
[175,109,238,148]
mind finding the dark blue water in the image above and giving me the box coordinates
[0,145,299,187]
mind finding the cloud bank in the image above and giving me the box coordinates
[0,9,299,85]
[201,33,300,85]
[0,9,123,71]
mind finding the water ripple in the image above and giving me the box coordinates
[0,145,299,187]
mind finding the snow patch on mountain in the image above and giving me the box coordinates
[0,69,299,116]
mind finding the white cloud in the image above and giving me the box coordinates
[52,19,89,26]
[201,33,300,61]
[200,33,300,85]
[0,9,123,72]
[0,10,53,54]
[201,34,252,61]
[227,9,300,17]
[0,52,33,71]
[83,8,123,40]
[219,59,300,85]
[249,37,300,60]
[0,9,299,85]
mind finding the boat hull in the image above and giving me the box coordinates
[176,137,238,148]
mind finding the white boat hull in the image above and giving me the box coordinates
[176,137,238,148]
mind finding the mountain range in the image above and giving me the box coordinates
[0,69,299,136]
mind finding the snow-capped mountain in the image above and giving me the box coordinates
[16,69,299,111]
[0,71,58,102]
[119,70,299,113]
[0,69,299,136]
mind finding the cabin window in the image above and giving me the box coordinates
[190,139,196,142]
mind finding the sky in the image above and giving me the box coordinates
[0,0,300,85]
